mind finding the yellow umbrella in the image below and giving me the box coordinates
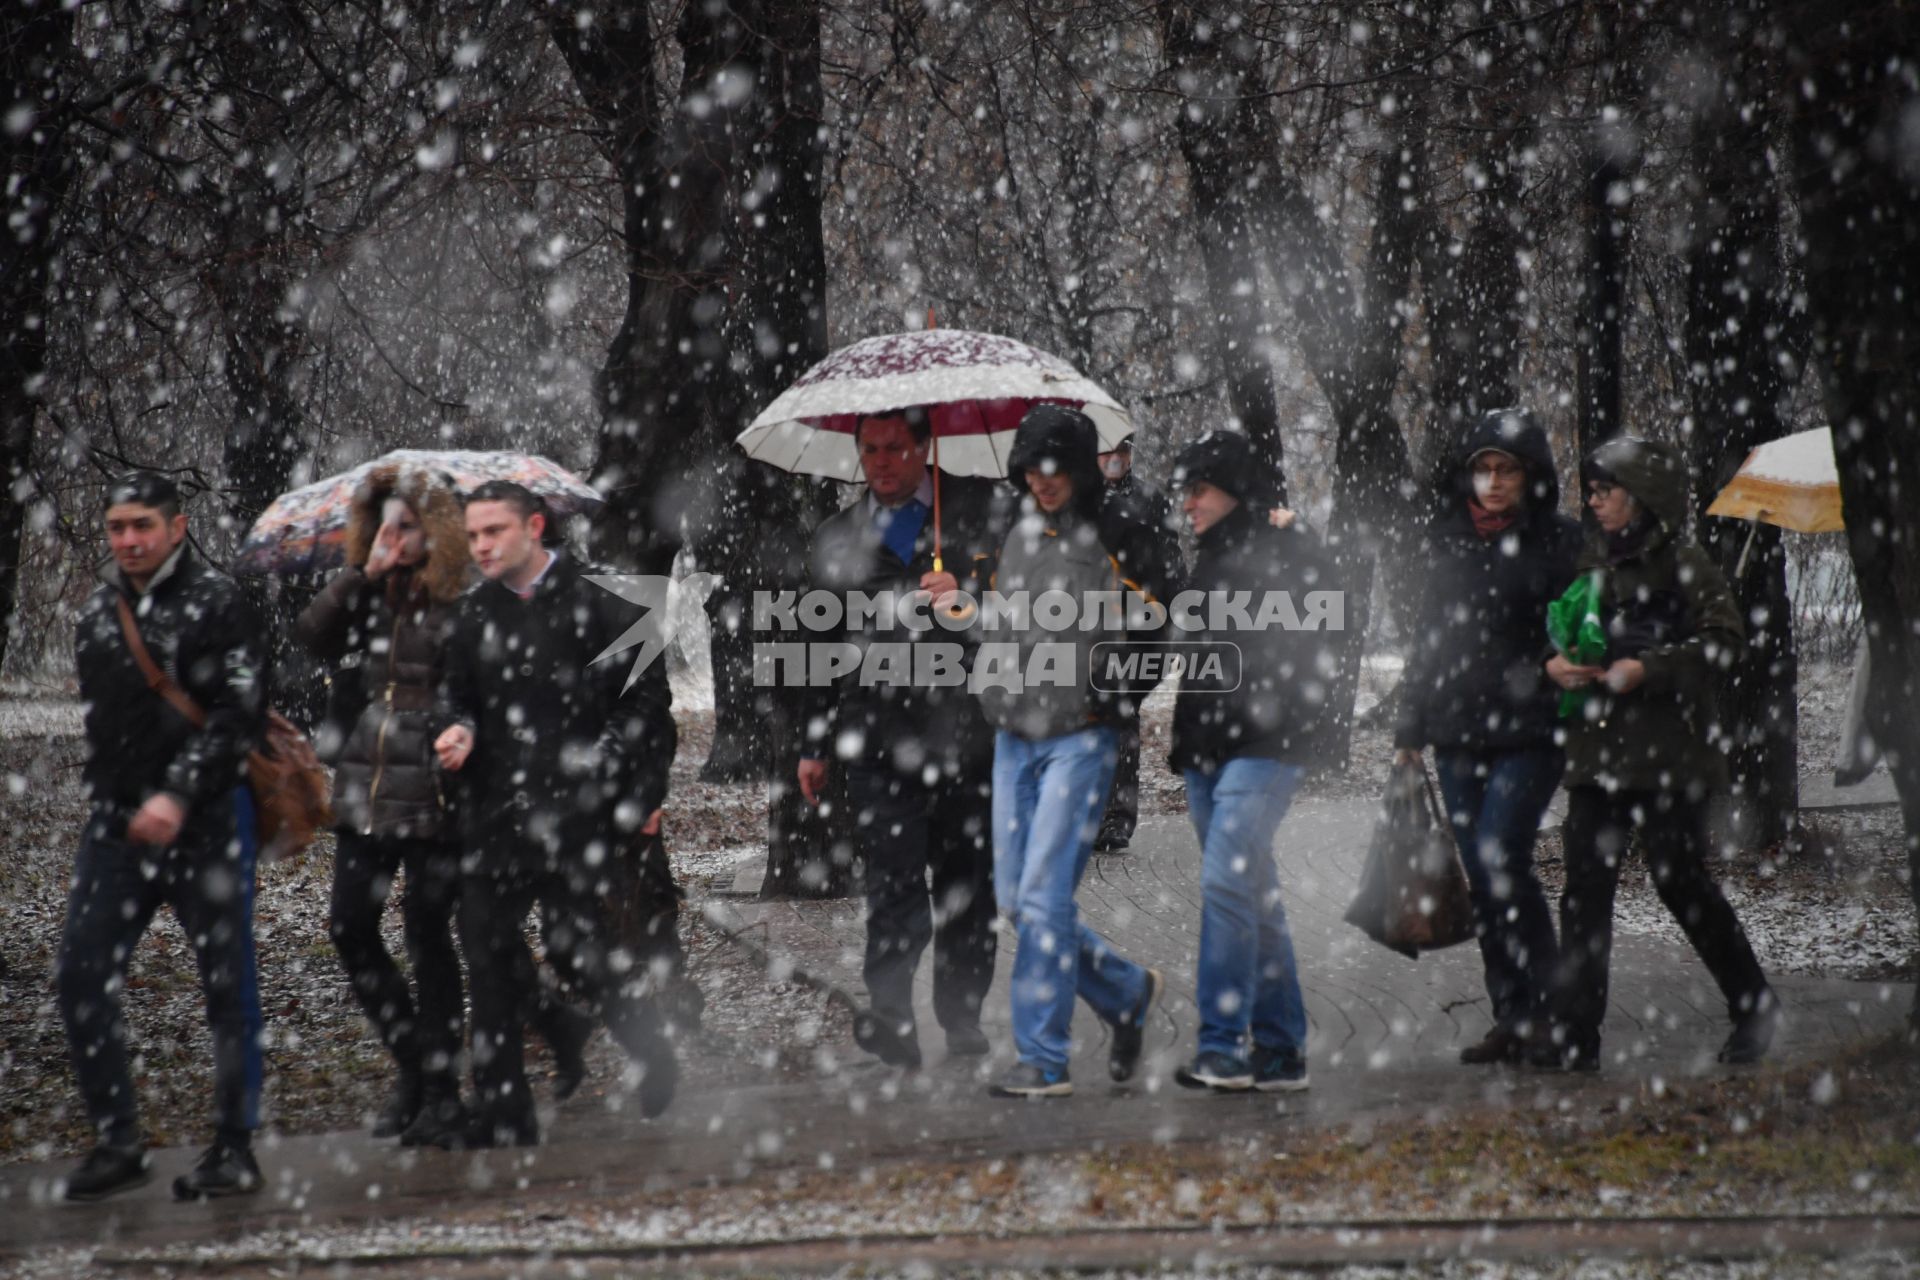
[1707,427,1844,576]
[1707,427,1844,534]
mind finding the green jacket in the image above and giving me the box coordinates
[1562,438,1745,794]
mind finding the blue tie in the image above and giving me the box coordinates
[876,499,927,567]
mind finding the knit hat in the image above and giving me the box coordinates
[1172,430,1280,508]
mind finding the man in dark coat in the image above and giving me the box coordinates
[1166,431,1342,1092]
[1537,437,1777,1070]
[434,481,679,1145]
[1393,408,1581,1065]
[1093,438,1182,852]
[59,472,269,1202]
[795,409,1007,1069]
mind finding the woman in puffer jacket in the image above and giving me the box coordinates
[295,465,587,1145]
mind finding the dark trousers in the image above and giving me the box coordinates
[1097,724,1140,844]
[57,792,263,1149]
[1434,748,1563,1030]
[1552,786,1772,1045]
[846,764,996,1035]
[459,858,667,1132]
[330,831,464,1083]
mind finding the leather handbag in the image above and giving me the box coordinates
[115,597,332,858]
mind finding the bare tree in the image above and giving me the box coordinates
[0,0,73,675]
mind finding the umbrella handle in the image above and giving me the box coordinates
[1734,513,1763,579]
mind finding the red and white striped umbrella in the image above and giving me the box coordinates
[735,328,1134,480]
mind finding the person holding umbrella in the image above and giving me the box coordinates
[796,408,1008,1069]
[978,405,1174,1098]
[1536,437,1778,1070]
[293,464,591,1148]
[433,481,679,1146]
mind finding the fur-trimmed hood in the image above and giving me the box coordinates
[344,462,469,603]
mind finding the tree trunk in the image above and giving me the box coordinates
[1157,1,1288,500]
[1417,144,1524,481]
[1154,4,1419,770]
[1576,130,1634,458]
[552,1,843,893]
[0,4,72,677]
[1786,1,1920,1028]
[1680,30,1799,855]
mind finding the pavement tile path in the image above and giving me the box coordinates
[1,795,1909,1266]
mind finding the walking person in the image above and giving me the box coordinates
[1394,409,1581,1065]
[978,407,1174,1099]
[58,473,269,1201]
[1166,431,1342,1093]
[294,465,591,1147]
[433,482,679,1145]
[795,409,1005,1068]
[1536,437,1778,1070]
[1091,438,1181,854]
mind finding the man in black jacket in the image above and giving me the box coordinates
[434,481,679,1145]
[1166,432,1343,1093]
[1093,439,1181,853]
[59,472,269,1202]
[795,410,1006,1068]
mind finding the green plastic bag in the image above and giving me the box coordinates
[1545,570,1607,718]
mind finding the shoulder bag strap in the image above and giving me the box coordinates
[114,595,208,729]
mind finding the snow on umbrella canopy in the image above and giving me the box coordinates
[1705,426,1845,535]
[235,449,603,577]
[734,328,1135,480]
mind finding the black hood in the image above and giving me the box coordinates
[1007,404,1105,520]
[1452,407,1561,518]
[1583,435,1688,532]
[1172,429,1282,509]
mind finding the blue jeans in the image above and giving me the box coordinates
[1433,748,1563,1030]
[1184,759,1309,1062]
[992,727,1152,1074]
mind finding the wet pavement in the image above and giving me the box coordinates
[2,795,1910,1266]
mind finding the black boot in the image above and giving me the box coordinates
[371,1069,423,1140]
[399,1076,469,1149]
[172,1142,262,1200]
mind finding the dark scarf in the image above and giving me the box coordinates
[1604,511,1662,563]
[1467,498,1520,541]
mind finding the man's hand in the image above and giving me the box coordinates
[1603,658,1646,694]
[128,793,186,846]
[797,758,828,806]
[1546,654,1606,690]
[1268,507,1297,530]
[918,570,961,609]
[641,808,662,836]
[435,724,474,771]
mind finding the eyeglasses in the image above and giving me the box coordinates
[1587,482,1618,500]
[1472,462,1524,480]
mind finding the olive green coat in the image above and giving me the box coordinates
[1562,438,1745,795]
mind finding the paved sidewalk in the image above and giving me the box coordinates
[716,798,1908,1082]
[1,794,1908,1266]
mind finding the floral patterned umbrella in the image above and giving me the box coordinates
[734,328,1134,481]
[235,449,601,577]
